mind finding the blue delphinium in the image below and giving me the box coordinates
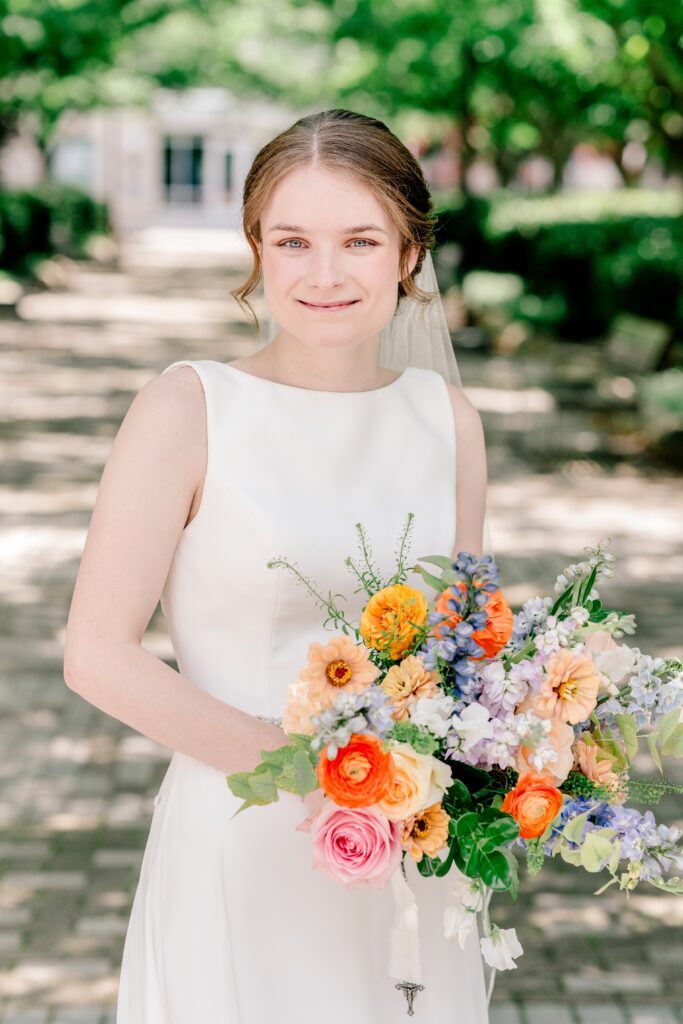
[418,552,502,704]
[309,685,394,760]
[601,805,683,880]
[537,796,612,856]
[507,595,554,655]
[596,650,683,729]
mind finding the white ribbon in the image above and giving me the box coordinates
[388,861,422,984]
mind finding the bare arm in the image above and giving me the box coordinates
[445,382,488,560]
[63,365,285,776]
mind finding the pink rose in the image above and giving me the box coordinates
[305,800,403,889]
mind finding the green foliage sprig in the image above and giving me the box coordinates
[226,733,318,817]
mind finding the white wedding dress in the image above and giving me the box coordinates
[115,358,490,1023]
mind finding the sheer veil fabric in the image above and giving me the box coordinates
[260,248,495,557]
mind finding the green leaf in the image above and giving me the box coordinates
[249,770,279,802]
[661,723,683,758]
[455,811,482,837]
[482,816,520,847]
[435,843,456,877]
[478,849,513,889]
[562,809,592,844]
[415,554,455,571]
[615,714,638,762]
[580,830,615,873]
[446,779,473,810]
[258,744,295,770]
[413,566,447,592]
[658,708,681,747]
[648,875,683,895]
[462,842,481,878]
[416,854,440,878]
[226,772,255,800]
[647,731,663,774]
[292,747,318,793]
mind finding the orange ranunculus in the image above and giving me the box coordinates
[433,581,513,660]
[500,771,564,839]
[359,584,429,661]
[316,733,397,808]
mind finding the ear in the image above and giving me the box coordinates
[403,243,421,281]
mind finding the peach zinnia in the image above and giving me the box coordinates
[317,733,396,808]
[380,654,439,721]
[360,584,429,661]
[433,581,513,660]
[501,771,563,839]
[401,802,450,862]
[282,675,329,735]
[300,634,379,704]
[573,739,626,803]
[535,648,600,725]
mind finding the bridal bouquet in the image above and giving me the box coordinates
[226,514,683,1015]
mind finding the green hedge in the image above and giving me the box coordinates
[435,189,683,341]
[0,184,110,274]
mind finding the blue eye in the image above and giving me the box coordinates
[277,238,377,249]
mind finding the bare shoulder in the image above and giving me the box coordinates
[442,380,486,446]
[63,365,207,685]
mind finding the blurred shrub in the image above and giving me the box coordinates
[0,184,110,275]
[436,189,683,343]
[639,366,683,425]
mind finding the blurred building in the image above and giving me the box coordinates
[41,88,297,234]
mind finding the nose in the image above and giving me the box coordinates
[305,248,345,291]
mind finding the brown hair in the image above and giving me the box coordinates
[230,108,438,332]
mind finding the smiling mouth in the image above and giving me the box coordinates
[298,299,361,309]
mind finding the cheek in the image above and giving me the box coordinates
[261,254,296,300]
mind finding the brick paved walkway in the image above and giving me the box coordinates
[0,228,681,1021]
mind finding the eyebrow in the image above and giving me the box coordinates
[267,223,388,234]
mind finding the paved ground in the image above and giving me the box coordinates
[0,228,681,1022]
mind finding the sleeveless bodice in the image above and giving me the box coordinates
[117,358,492,1024]
[159,359,456,718]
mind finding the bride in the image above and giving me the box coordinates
[64,108,491,1022]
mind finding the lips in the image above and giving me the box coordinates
[298,299,360,309]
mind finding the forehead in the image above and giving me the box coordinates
[261,164,394,232]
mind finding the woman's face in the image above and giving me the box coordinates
[256,164,419,354]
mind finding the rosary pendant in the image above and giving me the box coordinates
[395,979,425,1015]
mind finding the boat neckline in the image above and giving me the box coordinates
[214,360,412,395]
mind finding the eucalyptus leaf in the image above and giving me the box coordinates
[647,731,663,774]
[661,723,683,758]
[658,708,681,747]
[580,830,615,873]
[415,554,455,572]
[615,714,638,762]
[562,809,592,845]
[413,566,446,592]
